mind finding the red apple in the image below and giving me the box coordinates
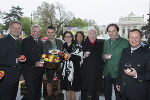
[0,71,4,79]
[19,55,26,60]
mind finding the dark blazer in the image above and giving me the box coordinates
[0,34,21,66]
[21,36,43,66]
[21,36,43,100]
[81,38,104,91]
[0,34,22,100]
[116,46,150,100]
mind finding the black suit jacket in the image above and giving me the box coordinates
[116,46,150,97]
[21,36,43,66]
[81,38,104,91]
[0,34,23,100]
[0,34,21,66]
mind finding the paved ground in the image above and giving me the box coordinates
[16,75,116,100]
[16,84,116,100]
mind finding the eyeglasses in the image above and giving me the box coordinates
[107,30,117,33]
[64,36,72,38]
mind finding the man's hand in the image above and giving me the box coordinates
[35,61,44,67]
[84,52,90,57]
[124,68,137,77]
[116,85,120,92]
[104,54,112,60]
[16,57,26,63]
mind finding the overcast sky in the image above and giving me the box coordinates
[0,0,149,25]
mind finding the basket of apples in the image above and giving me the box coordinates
[41,50,64,70]
[0,71,4,80]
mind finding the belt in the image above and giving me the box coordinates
[0,65,19,68]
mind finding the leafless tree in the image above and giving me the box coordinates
[34,2,73,36]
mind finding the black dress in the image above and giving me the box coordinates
[61,41,82,91]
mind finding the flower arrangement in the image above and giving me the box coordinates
[41,50,64,69]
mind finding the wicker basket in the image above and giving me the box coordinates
[44,61,61,70]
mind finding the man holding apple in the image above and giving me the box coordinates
[0,20,26,100]
[21,24,44,100]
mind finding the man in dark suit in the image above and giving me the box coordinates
[116,29,150,100]
[21,24,44,100]
[145,38,150,100]
[0,20,26,100]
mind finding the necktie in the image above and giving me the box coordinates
[35,39,38,45]
[110,39,115,44]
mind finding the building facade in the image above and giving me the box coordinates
[99,12,147,40]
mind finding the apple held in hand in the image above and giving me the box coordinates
[64,53,69,60]
[19,55,26,60]
[0,71,4,79]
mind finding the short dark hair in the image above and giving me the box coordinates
[75,31,85,41]
[128,29,142,38]
[9,20,22,28]
[62,31,73,40]
[106,23,119,32]
[47,26,56,31]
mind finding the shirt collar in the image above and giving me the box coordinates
[34,39,38,41]
[131,45,141,51]
[10,33,18,40]
[110,35,120,41]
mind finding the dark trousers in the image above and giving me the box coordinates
[148,83,150,100]
[0,67,21,100]
[81,90,99,100]
[120,87,148,100]
[104,75,120,100]
[23,66,43,100]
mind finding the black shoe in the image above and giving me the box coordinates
[57,93,64,97]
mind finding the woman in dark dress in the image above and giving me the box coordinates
[74,31,85,100]
[61,31,82,100]
[81,29,104,100]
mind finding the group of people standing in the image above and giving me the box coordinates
[0,20,150,100]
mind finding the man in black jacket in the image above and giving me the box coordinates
[21,24,44,100]
[116,29,150,100]
[0,20,26,100]
[81,29,104,100]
